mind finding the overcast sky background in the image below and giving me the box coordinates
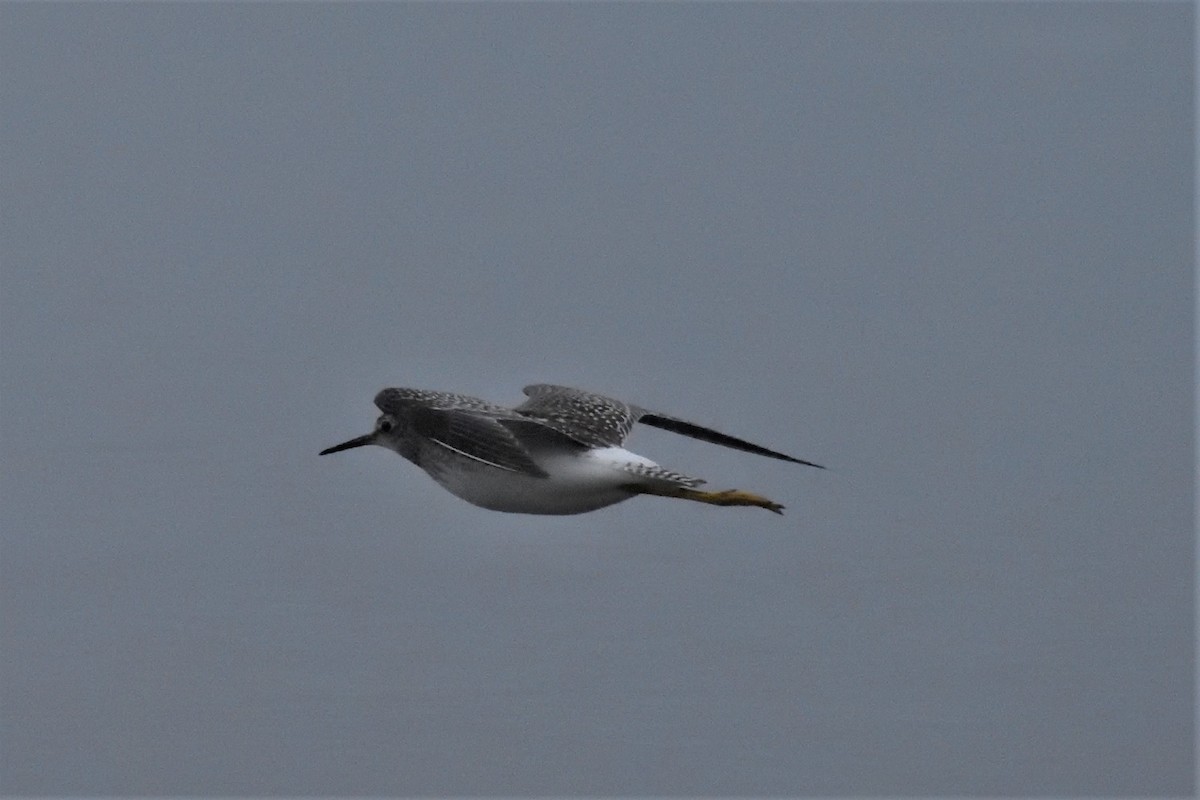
[1,3,1193,796]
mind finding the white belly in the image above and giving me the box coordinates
[423,446,655,515]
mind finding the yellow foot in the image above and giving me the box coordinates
[679,488,785,514]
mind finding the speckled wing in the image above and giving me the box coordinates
[518,383,824,468]
[514,384,639,447]
[374,388,510,415]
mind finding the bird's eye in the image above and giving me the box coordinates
[378,418,393,433]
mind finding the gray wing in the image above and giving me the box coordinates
[518,384,824,468]
[514,384,639,447]
[497,410,705,489]
[409,407,550,477]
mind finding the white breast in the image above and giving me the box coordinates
[424,446,656,515]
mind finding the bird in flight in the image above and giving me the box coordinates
[320,384,823,515]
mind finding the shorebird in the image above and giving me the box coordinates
[320,384,822,515]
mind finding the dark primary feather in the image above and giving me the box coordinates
[638,412,824,468]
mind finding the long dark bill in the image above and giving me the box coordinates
[319,433,375,456]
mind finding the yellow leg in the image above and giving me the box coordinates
[677,488,785,514]
[627,484,785,514]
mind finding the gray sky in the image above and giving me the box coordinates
[1,3,1193,796]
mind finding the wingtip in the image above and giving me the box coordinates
[785,455,825,469]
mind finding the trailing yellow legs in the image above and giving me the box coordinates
[628,485,786,514]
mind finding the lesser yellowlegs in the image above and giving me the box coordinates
[319,384,823,515]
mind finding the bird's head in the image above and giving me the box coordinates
[319,413,407,457]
